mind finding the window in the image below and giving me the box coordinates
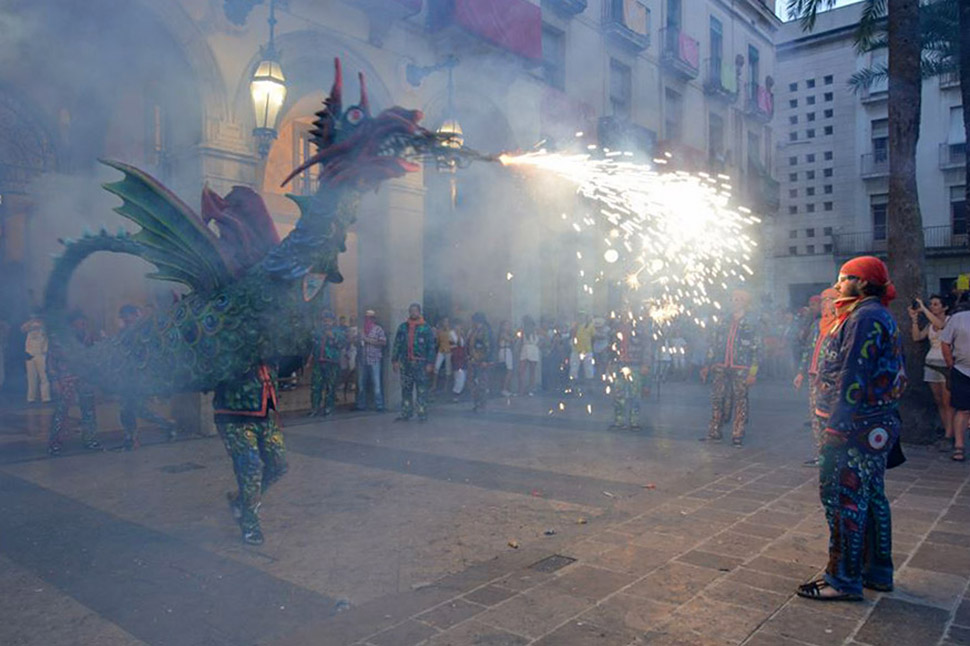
[806,128,815,138]
[824,151,833,161]
[807,96,816,105]
[789,172,798,182]
[610,59,632,119]
[824,243,833,253]
[806,170,816,180]
[789,205,798,214]
[807,79,816,89]
[748,45,760,98]
[806,187,816,196]
[666,0,682,29]
[663,86,683,140]
[789,188,798,198]
[824,125,833,135]
[824,227,833,235]
[789,156,798,166]
[789,229,798,239]
[807,112,816,122]
[824,202,834,212]
[871,194,888,240]
[789,131,798,142]
[789,99,798,109]
[824,92,833,101]
[789,115,798,125]
[807,153,816,163]
[747,131,762,165]
[806,228,815,237]
[871,118,888,161]
[823,168,833,177]
[952,185,967,236]
[710,17,723,69]
[806,203,816,213]
[789,82,798,92]
[824,185,833,194]
[541,26,566,90]
[789,246,798,255]
[708,112,725,162]
[870,50,888,94]
[807,244,816,254]
[824,75,833,85]
[948,106,966,162]
[824,109,833,118]
[295,124,322,195]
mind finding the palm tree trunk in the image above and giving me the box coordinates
[887,0,934,443]
[960,0,970,239]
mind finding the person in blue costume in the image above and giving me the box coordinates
[797,256,906,602]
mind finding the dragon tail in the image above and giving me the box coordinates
[43,229,142,316]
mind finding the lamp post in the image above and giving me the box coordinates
[250,0,286,158]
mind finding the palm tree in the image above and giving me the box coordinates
[787,0,932,442]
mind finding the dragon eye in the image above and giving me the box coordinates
[345,107,364,126]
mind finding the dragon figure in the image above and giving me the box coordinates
[43,59,464,397]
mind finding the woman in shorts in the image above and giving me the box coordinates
[910,295,951,449]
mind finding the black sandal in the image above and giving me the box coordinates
[796,579,863,602]
[863,581,893,592]
[953,448,966,462]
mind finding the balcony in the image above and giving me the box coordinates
[860,83,888,104]
[940,71,961,89]
[703,57,739,102]
[602,0,649,51]
[940,142,967,169]
[860,152,889,178]
[660,27,700,80]
[747,159,780,214]
[428,0,541,61]
[744,82,773,122]
[351,0,423,45]
[834,225,970,259]
[543,0,587,16]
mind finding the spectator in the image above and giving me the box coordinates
[432,316,456,393]
[0,318,9,392]
[356,309,386,412]
[910,296,952,450]
[22,314,51,403]
[342,315,359,403]
[497,320,515,397]
[451,318,467,401]
[942,294,970,462]
[518,316,540,396]
[569,313,595,389]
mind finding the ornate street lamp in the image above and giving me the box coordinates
[250,0,286,158]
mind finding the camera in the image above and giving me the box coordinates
[911,299,920,310]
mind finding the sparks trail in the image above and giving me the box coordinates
[496,150,760,327]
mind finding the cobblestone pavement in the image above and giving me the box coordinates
[0,382,967,646]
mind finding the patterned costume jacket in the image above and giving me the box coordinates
[706,313,762,373]
[392,321,435,367]
[314,327,346,364]
[815,298,906,433]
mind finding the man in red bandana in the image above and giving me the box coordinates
[797,256,905,602]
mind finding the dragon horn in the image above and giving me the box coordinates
[359,71,370,116]
[329,57,343,115]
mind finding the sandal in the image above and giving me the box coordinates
[796,579,863,602]
[953,448,966,462]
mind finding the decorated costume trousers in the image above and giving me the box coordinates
[469,362,489,410]
[613,366,642,426]
[400,362,429,419]
[217,417,288,533]
[708,366,749,439]
[818,423,895,596]
[311,361,340,413]
[808,378,824,451]
[49,378,97,449]
[121,397,176,446]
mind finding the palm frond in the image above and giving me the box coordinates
[787,0,839,32]
[855,0,888,54]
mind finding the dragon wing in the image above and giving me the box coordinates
[100,159,238,293]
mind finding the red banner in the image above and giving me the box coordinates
[452,0,542,60]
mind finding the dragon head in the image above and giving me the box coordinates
[282,58,442,190]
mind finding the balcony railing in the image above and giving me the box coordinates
[602,0,650,51]
[703,57,738,102]
[940,142,967,169]
[744,82,773,122]
[833,225,970,257]
[860,152,889,178]
[660,27,699,79]
[940,71,961,89]
[544,0,587,16]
